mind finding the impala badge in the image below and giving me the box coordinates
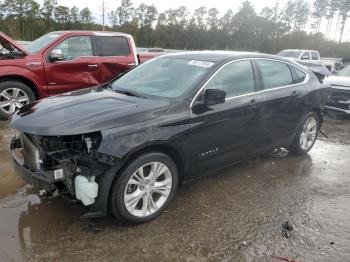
[199,148,219,158]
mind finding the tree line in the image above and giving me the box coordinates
[0,0,349,57]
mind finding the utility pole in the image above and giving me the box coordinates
[102,0,106,31]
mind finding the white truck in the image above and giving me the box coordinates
[277,49,321,63]
[277,49,331,75]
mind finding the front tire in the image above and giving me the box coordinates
[0,81,35,120]
[289,112,319,155]
[110,152,179,224]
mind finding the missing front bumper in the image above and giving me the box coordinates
[10,137,64,192]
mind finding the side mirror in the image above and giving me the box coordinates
[49,49,64,62]
[301,55,309,60]
[204,89,226,105]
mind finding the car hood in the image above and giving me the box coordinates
[324,76,350,88]
[9,87,170,136]
[0,32,28,55]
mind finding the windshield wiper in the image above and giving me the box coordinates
[114,88,146,98]
[104,83,113,90]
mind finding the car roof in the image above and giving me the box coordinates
[281,49,318,53]
[160,51,296,64]
[49,31,132,37]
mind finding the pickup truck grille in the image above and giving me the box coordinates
[20,133,42,172]
[330,87,350,101]
[326,86,350,111]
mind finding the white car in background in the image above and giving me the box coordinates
[324,65,350,114]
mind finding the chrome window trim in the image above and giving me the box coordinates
[54,56,96,63]
[190,57,309,108]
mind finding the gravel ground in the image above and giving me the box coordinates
[0,115,349,262]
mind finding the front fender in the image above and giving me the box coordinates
[98,119,191,159]
[0,65,48,98]
[92,119,191,214]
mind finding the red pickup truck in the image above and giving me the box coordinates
[0,31,160,119]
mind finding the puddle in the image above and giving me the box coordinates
[0,118,349,261]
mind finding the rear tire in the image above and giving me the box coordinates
[0,81,35,120]
[289,112,319,155]
[110,152,178,224]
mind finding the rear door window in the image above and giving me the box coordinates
[291,66,307,84]
[96,36,130,56]
[257,60,293,89]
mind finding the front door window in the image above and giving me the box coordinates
[53,36,93,61]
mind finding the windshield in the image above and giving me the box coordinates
[277,50,302,58]
[337,65,350,77]
[26,33,62,53]
[110,57,214,98]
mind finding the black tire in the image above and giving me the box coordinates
[289,112,319,155]
[0,81,35,120]
[110,152,179,224]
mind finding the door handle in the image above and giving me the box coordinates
[291,90,303,97]
[248,98,262,110]
[249,98,262,105]
[88,64,99,68]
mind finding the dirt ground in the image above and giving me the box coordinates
[0,115,349,262]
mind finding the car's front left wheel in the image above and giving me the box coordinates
[110,152,179,224]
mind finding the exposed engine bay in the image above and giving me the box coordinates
[11,132,118,206]
[0,48,24,59]
[0,39,24,59]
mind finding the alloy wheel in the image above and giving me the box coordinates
[300,115,318,151]
[124,162,173,217]
[0,88,30,115]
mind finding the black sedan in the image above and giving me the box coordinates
[9,51,331,224]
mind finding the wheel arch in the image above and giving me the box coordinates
[119,143,186,186]
[309,107,322,125]
[0,75,39,99]
[92,142,187,216]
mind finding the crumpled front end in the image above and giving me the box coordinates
[326,86,350,114]
[10,131,118,207]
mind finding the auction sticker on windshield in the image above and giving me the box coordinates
[188,60,214,68]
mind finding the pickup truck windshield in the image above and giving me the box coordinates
[277,50,302,58]
[111,57,213,98]
[26,33,62,54]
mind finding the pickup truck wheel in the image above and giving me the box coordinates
[0,81,35,120]
[110,152,178,224]
[289,112,319,155]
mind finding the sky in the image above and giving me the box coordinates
[49,0,291,19]
[38,0,349,41]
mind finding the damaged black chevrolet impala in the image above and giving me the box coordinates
[9,51,331,224]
